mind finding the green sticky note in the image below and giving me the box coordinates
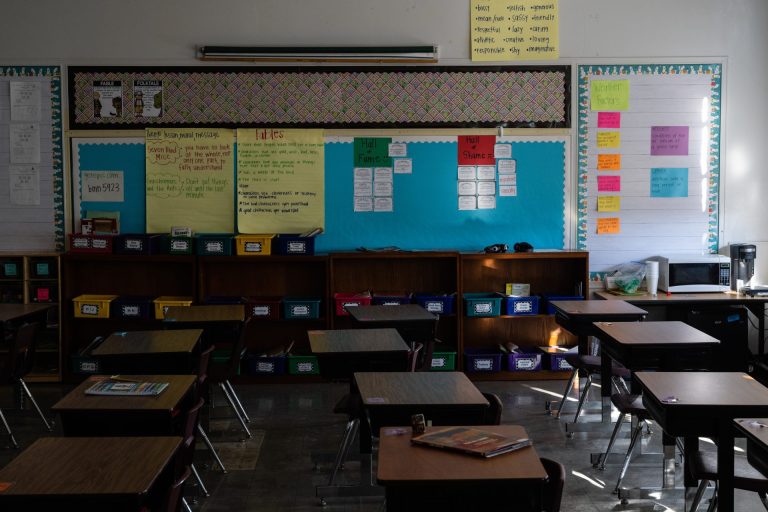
[590,80,630,111]
[36,263,49,276]
[3,263,17,276]
[353,138,392,168]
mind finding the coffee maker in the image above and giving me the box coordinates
[730,243,756,292]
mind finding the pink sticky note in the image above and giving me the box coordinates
[651,126,689,156]
[598,112,621,129]
[597,175,620,192]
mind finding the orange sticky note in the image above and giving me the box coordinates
[597,132,621,148]
[597,154,621,170]
[597,196,620,212]
[597,218,620,234]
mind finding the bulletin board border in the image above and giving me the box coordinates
[68,65,570,130]
[1,65,64,251]
[575,63,722,280]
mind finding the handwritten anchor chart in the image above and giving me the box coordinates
[471,0,559,61]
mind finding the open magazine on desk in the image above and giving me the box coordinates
[411,426,531,458]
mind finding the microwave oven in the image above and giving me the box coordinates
[647,254,731,293]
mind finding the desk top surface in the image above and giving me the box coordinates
[594,290,768,304]
[550,299,647,318]
[354,371,488,406]
[163,304,244,323]
[348,304,436,323]
[308,328,409,354]
[0,436,181,497]
[93,329,202,356]
[377,424,546,483]
[637,372,768,409]
[0,303,53,323]
[594,321,720,346]
[52,374,196,412]
[734,418,768,447]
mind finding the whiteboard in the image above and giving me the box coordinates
[576,64,722,279]
[0,67,64,252]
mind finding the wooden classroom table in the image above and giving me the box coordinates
[308,328,410,380]
[348,304,437,340]
[91,329,202,374]
[52,374,196,436]
[0,436,182,510]
[734,418,768,478]
[0,302,53,339]
[636,371,768,512]
[377,424,546,512]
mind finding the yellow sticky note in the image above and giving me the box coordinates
[597,154,621,171]
[597,217,620,234]
[597,131,620,148]
[591,80,629,111]
[598,196,620,212]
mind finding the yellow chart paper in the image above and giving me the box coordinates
[237,128,325,233]
[471,0,559,61]
[145,128,234,233]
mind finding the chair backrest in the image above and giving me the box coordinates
[163,465,192,512]
[211,316,254,380]
[481,392,503,425]
[8,322,40,380]
[197,345,215,385]
[412,315,439,372]
[540,457,566,512]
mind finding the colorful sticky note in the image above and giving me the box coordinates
[597,112,621,129]
[597,196,620,212]
[458,135,496,165]
[354,138,393,167]
[597,175,620,192]
[590,80,629,111]
[597,154,621,171]
[650,168,689,197]
[597,132,621,148]
[597,217,620,234]
[650,126,689,156]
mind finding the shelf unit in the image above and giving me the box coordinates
[0,253,61,381]
[60,250,588,382]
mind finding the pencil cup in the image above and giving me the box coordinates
[645,261,659,296]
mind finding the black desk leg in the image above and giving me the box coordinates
[717,419,735,512]
[684,436,699,488]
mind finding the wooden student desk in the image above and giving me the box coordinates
[734,418,768,478]
[348,304,437,342]
[377,425,546,512]
[92,329,202,374]
[0,436,182,510]
[52,374,196,436]
[0,302,53,339]
[636,371,768,512]
[308,328,410,380]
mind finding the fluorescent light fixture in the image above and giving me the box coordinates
[198,45,438,63]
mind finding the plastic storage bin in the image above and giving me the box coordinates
[73,294,118,319]
[68,234,113,254]
[413,293,456,315]
[244,297,281,320]
[283,297,321,319]
[539,346,576,371]
[288,355,320,375]
[71,356,101,375]
[463,348,503,373]
[275,235,315,256]
[507,350,543,371]
[372,291,411,306]
[429,351,457,371]
[168,236,194,255]
[502,295,540,316]
[111,296,154,319]
[463,293,502,317]
[30,258,57,278]
[153,296,193,320]
[114,234,164,255]
[542,295,584,314]
[30,283,57,303]
[235,234,275,256]
[197,234,234,256]
[246,354,286,375]
[333,292,372,316]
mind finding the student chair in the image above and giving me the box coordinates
[554,353,631,422]
[207,316,255,439]
[594,393,651,494]
[0,322,52,436]
[540,457,566,512]
[688,451,768,512]
[180,398,208,501]
[194,345,227,475]
[481,392,503,425]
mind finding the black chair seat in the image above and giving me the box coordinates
[693,451,768,492]
[610,393,649,419]
[564,354,632,378]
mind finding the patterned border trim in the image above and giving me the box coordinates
[1,65,64,251]
[69,66,569,129]
[576,64,722,280]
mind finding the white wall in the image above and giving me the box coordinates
[2,0,767,272]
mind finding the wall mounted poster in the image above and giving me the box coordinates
[145,128,234,233]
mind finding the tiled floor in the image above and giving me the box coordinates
[1,378,764,511]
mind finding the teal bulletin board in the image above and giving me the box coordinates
[71,134,567,251]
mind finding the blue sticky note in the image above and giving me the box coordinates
[650,168,688,198]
